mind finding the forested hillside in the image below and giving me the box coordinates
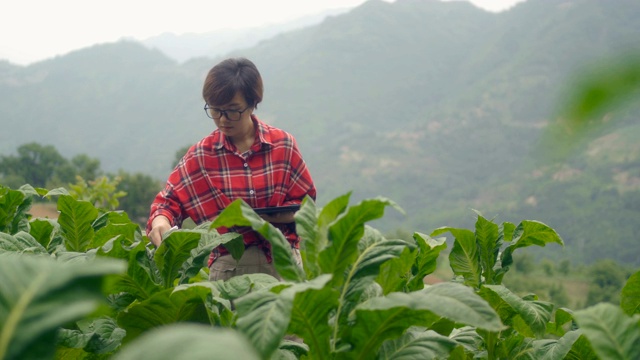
[1,0,639,264]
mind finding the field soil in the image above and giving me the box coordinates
[30,203,59,219]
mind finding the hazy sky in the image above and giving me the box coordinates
[1,0,525,66]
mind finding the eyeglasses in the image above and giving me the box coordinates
[204,104,251,121]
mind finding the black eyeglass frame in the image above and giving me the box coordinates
[204,104,252,121]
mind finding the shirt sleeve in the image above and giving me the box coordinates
[146,167,186,235]
[284,136,317,205]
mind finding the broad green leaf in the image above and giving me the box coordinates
[621,270,640,316]
[92,222,139,249]
[377,244,416,294]
[255,221,304,282]
[551,307,574,336]
[564,333,598,360]
[113,324,260,360]
[319,197,403,285]
[377,329,458,360]
[154,231,202,288]
[179,231,242,284]
[0,253,125,360]
[449,326,483,354]
[431,227,481,288]
[92,211,132,233]
[500,222,516,243]
[318,192,351,231]
[287,276,338,359]
[97,234,142,260]
[92,211,111,232]
[55,250,98,263]
[173,282,234,326]
[43,187,70,197]
[235,291,292,359]
[353,228,411,291]
[28,218,58,250]
[573,303,640,360]
[13,197,33,235]
[0,186,29,234]
[495,332,534,360]
[105,210,133,225]
[110,272,163,302]
[213,273,281,300]
[57,195,99,252]
[211,200,304,282]
[336,227,411,335]
[407,233,446,291]
[510,220,564,250]
[276,340,309,360]
[480,285,554,338]
[57,317,125,354]
[16,184,39,197]
[236,276,333,359]
[349,283,503,359]
[309,193,351,265]
[296,196,321,278]
[498,221,563,282]
[419,283,504,331]
[117,288,210,344]
[0,231,48,254]
[105,241,163,301]
[349,302,440,359]
[474,214,501,285]
[296,192,350,279]
[532,330,597,360]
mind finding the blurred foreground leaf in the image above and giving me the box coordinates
[0,253,124,360]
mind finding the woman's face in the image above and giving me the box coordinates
[211,92,255,143]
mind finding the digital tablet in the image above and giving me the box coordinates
[253,204,301,215]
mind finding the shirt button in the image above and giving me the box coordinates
[249,190,254,195]
[243,163,248,168]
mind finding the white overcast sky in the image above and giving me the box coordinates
[1,0,525,66]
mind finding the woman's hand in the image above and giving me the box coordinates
[260,211,295,224]
[148,215,171,247]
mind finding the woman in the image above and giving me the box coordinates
[146,57,316,281]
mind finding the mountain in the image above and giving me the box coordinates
[1,0,639,264]
[141,8,349,63]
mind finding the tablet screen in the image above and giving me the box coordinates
[253,204,301,215]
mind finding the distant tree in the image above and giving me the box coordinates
[548,282,570,308]
[172,145,192,169]
[0,143,68,188]
[116,171,163,224]
[541,259,555,276]
[0,143,102,189]
[585,259,627,306]
[558,259,572,275]
[513,253,535,275]
[50,154,103,186]
[70,154,102,180]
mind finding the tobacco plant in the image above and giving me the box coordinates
[1,184,639,360]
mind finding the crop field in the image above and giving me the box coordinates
[1,184,639,359]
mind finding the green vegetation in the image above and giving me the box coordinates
[0,183,638,359]
[1,0,638,265]
[0,142,162,224]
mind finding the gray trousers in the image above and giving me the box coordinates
[208,245,302,281]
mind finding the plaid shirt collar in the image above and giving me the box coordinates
[213,115,274,152]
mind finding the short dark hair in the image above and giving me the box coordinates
[202,58,264,108]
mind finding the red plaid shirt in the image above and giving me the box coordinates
[146,116,316,266]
